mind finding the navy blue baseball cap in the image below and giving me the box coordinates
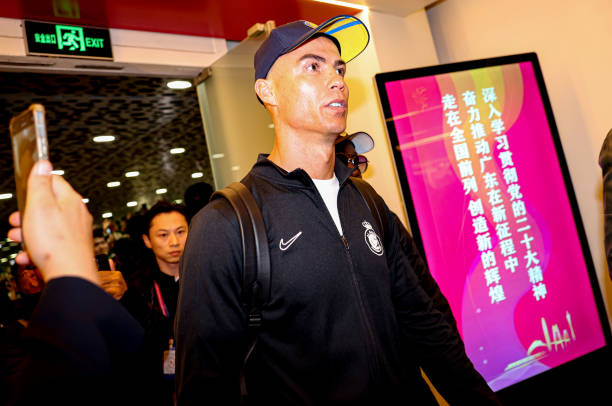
[254,15,370,81]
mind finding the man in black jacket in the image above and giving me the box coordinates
[175,15,501,405]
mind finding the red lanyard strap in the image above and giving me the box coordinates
[153,281,169,318]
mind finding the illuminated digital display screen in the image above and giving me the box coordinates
[375,53,609,391]
[24,20,113,60]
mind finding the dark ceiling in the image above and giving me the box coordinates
[0,71,213,234]
[2,0,360,41]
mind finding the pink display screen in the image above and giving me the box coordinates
[375,53,608,391]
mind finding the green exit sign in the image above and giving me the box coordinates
[24,20,113,60]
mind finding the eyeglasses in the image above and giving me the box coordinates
[336,153,369,173]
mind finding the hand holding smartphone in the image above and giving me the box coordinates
[9,104,49,247]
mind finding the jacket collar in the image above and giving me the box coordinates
[249,153,354,188]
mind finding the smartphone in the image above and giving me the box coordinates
[95,254,111,271]
[9,104,49,244]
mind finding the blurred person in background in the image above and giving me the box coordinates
[93,227,111,257]
[102,218,126,250]
[1,263,45,401]
[112,213,151,307]
[94,227,128,301]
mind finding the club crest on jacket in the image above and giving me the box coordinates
[362,221,383,256]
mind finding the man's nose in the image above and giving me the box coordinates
[169,233,179,245]
[329,73,346,93]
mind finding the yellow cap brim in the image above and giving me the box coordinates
[319,15,370,63]
[290,15,370,63]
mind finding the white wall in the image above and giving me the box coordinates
[347,9,439,227]
[427,0,612,325]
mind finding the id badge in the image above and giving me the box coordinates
[163,346,175,376]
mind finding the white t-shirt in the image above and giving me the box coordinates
[312,175,343,235]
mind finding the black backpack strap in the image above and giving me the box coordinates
[211,182,270,321]
[210,181,270,403]
[351,177,389,245]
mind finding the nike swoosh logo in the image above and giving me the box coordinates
[279,231,303,251]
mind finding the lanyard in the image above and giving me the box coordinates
[153,280,169,318]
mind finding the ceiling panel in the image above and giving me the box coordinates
[2,0,362,41]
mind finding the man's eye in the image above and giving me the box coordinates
[306,62,319,72]
[336,67,346,76]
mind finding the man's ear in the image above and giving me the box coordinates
[142,234,152,249]
[254,78,277,106]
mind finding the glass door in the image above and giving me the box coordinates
[196,27,275,190]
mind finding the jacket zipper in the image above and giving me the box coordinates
[341,234,383,385]
[310,177,384,381]
[341,235,349,249]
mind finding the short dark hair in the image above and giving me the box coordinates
[143,200,187,235]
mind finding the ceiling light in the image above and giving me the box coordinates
[127,201,138,207]
[313,0,368,10]
[102,212,113,218]
[50,169,64,175]
[212,153,225,159]
[107,181,120,188]
[93,135,116,143]
[231,166,240,171]
[0,193,12,200]
[170,147,185,154]
[167,80,192,89]
[82,198,89,203]
[156,188,167,195]
[191,172,203,178]
[125,171,140,177]
[174,199,183,204]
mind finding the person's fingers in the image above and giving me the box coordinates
[8,212,21,228]
[102,276,120,285]
[51,173,81,208]
[7,227,22,243]
[50,175,93,240]
[98,271,111,281]
[25,160,55,213]
[15,251,32,266]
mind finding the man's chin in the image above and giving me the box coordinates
[331,121,347,134]
[163,256,181,264]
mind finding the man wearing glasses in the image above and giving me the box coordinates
[176,15,500,405]
[334,131,370,178]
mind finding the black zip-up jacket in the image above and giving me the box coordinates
[175,155,500,405]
